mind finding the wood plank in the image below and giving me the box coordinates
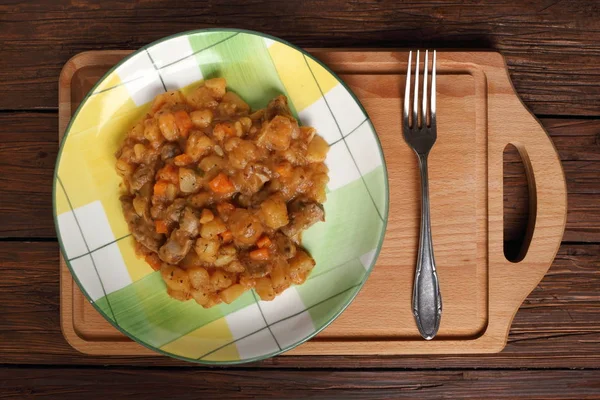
[0,113,57,238]
[1,368,600,399]
[0,0,599,115]
[1,113,597,241]
[1,241,598,367]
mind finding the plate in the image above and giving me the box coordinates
[53,28,389,364]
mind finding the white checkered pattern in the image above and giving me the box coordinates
[270,312,316,349]
[60,201,133,299]
[257,287,306,325]
[325,142,362,191]
[345,122,383,176]
[324,84,366,136]
[147,36,195,69]
[70,255,105,301]
[299,97,342,144]
[117,52,165,106]
[233,329,279,360]
[72,201,115,251]
[147,36,204,91]
[359,249,377,271]
[57,211,88,259]
[225,303,267,338]
[91,243,133,294]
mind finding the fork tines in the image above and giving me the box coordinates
[403,50,436,130]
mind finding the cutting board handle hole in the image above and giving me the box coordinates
[503,143,537,263]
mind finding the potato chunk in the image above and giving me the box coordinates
[188,267,210,289]
[195,237,220,263]
[220,283,246,304]
[187,85,218,109]
[185,131,214,161]
[258,115,293,151]
[190,109,213,128]
[158,112,180,141]
[200,218,227,239]
[228,209,264,246]
[204,78,227,100]
[161,264,191,293]
[260,194,289,229]
[306,135,329,163]
[255,277,275,301]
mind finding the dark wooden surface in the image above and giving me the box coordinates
[0,1,599,398]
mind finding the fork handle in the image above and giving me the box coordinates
[413,153,442,340]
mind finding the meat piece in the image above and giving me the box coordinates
[150,202,166,220]
[257,115,293,151]
[249,188,271,209]
[134,230,163,253]
[130,165,154,191]
[121,196,164,252]
[159,229,193,264]
[264,95,294,122]
[179,207,199,237]
[164,198,186,223]
[240,252,272,278]
[273,233,297,259]
[120,195,139,225]
[281,198,325,240]
[160,143,181,160]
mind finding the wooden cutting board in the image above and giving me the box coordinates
[59,50,566,356]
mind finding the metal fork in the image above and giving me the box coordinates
[403,50,442,340]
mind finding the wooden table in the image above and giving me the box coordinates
[1,1,599,398]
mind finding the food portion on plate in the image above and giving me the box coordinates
[115,78,330,308]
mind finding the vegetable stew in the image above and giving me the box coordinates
[116,78,329,308]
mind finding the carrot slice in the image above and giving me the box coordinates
[153,180,170,196]
[274,162,292,178]
[174,153,193,166]
[145,253,163,271]
[256,235,272,248]
[220,230,233,244]
[156,164,179,184]
[209,173,235,194]
[155,220,169,234]
[173,110,193,138]
[249,248,269,261]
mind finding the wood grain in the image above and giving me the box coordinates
[2,97,598,242]
[0,113,57,238]
[1,0,600,115]
[2,367,600,399]
[0,2,599,396]
[55,50,566,356]
[3,114,597,241]
[2,242,598,368]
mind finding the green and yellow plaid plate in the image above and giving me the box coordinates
[53,29,389,364]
